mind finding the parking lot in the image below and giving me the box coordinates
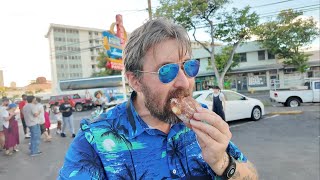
[0,104,319,180]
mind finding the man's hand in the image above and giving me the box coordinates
[190,106,232,175]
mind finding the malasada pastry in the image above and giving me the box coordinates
[170,96,201,127]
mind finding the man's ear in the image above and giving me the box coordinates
[125,72,142,92]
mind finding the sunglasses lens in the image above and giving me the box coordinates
[184,59,200,77]
[159,64,179,83]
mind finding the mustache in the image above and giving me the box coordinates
[168,88,191,100]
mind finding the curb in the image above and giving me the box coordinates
[267,111,304,115]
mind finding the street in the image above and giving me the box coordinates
[0,104,319,180]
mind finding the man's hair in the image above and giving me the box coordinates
[36,97,41,103]
[27,96,35,103]
[22,94,27,98]
[123,18,191,78]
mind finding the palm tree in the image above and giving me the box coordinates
[76,149,106,179]
[167,138,191,178]
[100,120,137,179]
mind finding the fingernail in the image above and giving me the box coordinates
[190,119,196,125]
[193,113,200,119]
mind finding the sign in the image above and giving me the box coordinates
[102,14,128,71]
[248,76,267,87]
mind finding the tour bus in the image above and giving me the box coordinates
[58,75,130,103]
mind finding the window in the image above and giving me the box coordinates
[238,53,247,62]
[94,32,98,36]
[258,50,265,60]
[268,51,275,59]
[89,40,93,43]
[205,93,213,102]
[223,91,243,101]
[193,94,202,99]
[92,65,95,69]
[89,32,92,35]
[91,56,95,61]
[314,82,320,89]
[95,40,99,44]
[64,56,67,60]
[73,94,81,99]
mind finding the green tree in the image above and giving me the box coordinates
[207,45,240,72]
[24,90,34,95]
[0,87,8,97]
[155,0,259,88]
[35,88,44,94]
[255,9,319,73]
[92,52,121,77]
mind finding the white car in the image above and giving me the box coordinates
[193,90,265,122]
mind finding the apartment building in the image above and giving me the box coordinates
[194,41,320,92]
[45,24,105,92]
[0,70,4,87]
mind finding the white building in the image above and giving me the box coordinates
[194,41,320,92]
[0,70,4,87]
[45,24,106,94]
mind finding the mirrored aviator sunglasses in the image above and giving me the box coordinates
[138,59,200,84]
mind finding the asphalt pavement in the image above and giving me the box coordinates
[0,104,319,180]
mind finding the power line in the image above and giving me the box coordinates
[252,0,295,8]
[259,3,320,16]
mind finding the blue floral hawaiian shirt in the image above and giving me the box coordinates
[58,94,247,180]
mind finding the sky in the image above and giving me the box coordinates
[0,0,319,87]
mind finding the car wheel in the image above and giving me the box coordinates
[286,97,300,107]
[75,104,83,112]
[251,106,261,121]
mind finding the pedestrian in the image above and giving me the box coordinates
[59,96,75,138]
[94,90,107,107]
[44,105,51,137]
[211,85,226,121]
[2,103,20,156]
[23,95,41,156]
[35,97,51,142]
[53,102,62,135]
[19,94,30,139]
[59,19,258,179]
[0,97,10,152]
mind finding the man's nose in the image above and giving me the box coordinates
[173,68,190,89]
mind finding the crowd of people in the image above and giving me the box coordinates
[0,94,76,157]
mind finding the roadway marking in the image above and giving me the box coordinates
[230,122,254,128]
[264,114,280,120]
[230,115,279,128]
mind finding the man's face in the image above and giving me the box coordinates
[138,39,194,124]
[2,100,9,106]
[22,96,27,101]
[213,88,219,94]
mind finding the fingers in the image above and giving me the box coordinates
[192,127,218,149]
[190,120,229,143]
[194,107,232,139]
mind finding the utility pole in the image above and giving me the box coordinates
[148,0,152,20]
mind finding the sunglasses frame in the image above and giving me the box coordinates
[136,59,200,84]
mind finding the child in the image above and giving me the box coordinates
[53,102,62,134]
[44,105,51,137]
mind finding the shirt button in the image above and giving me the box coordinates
[172,169,177,174]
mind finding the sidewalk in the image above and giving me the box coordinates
[264,103,319,115]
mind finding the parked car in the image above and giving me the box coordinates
[270,79,320,107]
[193,90,265,122]
[49,94,93,112]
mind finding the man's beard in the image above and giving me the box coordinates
[140,82,191,124]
